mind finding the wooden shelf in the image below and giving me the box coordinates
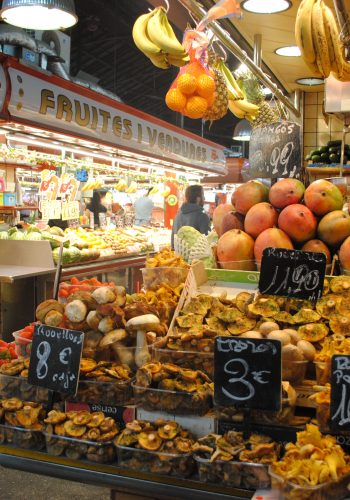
[0,206,38,211]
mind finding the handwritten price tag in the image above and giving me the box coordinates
[214,337,281,411]
[259,248,326,301]
[249,121,301,178]
[61,201,79,221]
[331,355,350,431]
[28,325,84,396]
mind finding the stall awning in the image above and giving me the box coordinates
[0,56,226,176]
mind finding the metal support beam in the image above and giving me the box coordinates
[177,0,300,118]
[253,34,262,69]
[333,0,350,53]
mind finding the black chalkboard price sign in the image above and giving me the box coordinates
[259,247,326,301]
[249,121,301,178]
[330,355,350,431]
[214,337,281,411]
[28,324,84,396]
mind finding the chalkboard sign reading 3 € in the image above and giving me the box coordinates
[214,337,281,411]
[330,355,350,431]
[248,121,301,178]
[259,248,326,301]
[28,325,84,396]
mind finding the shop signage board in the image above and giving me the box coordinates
[259,247,326,301]
[61,201,80,221]
[248,122,301,178]
[1,60,226,174]
[214,337,282,411]
[330,355,350,431]
[28,324,84,396]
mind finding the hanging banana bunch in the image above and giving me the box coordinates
[132,6,189,69]
[295,0,350,81]
[126,181,138,194]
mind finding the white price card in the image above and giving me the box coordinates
[62,201,80,221]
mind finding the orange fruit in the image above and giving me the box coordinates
[165,88,186,112]
[184,96,208,119]
[177,73,197,95]
[186,61,205,78]
[197,74,216,99]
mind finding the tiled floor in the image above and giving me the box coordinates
[0,467,110,500]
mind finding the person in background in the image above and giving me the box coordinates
[86,190,109,226]
[134,187,154,226]
[171,185,211,248]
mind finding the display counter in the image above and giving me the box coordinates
[0,446,251,500]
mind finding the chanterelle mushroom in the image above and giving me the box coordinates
[126,314,160,367]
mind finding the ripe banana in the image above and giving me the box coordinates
[323,4,343,79]
[217,60,244,100]
[295,0,322,75]
[228,100,246,119]
[147,7,186,57]
[132,11,161,57]
[167,53,190,67]
[148,52,170,69]
[234,99,259,115]
[311,0,331,77]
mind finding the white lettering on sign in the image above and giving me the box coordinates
[222,358,271,402]
[261,264,320,296]
[36,341,51,379]
[332,356,350,427]
[217,337,277,355]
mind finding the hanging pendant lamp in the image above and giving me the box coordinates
[0,0,78,30]
[241,0,292,14]
[233,120,252,141]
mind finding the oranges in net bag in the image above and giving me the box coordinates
[165,59,216,119]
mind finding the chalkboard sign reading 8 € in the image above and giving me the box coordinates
[28,325,84,396]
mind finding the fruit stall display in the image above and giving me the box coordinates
[210,178,350,272]
[305,140,350,166]
[0,225,170,266]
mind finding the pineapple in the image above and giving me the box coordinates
[237,70,278,128]
[203,52,228,122]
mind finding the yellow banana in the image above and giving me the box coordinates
[147,7,186,57]
[323,4,344,79]
[295,0,317,64]
[312,0,331,78]
[167,53,190,67]
[148,52,170,69]
[132,11,161,57]
[228,100,246,119]
[217,60,244,100]
[234,98,259,114]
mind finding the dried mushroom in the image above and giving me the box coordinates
[176,314,203,329]
[217,308,243,323]
[292,308,321,324]
[330,276,350,294]
[87,412,105,428]
[72,411,91,426]
[138,431,162,451]
[182,300,208,316]
[272,312,295,325]
[248,298,280,317]
[298,323,329,342]
[316,295,341,319]
[329,315,350,335]
[0,360,25,376]
[80,358,97,373]
[157,421,179,440]
[1,398,23,411]
[44,410,66,425]
[227,317,256,335]
[236,292,254,313]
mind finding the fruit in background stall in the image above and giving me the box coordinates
[216,229,255,270]
[177,73,197,95]
[254,228,294,263]
[220,211,245,235]
[202,66,228,121]
[244,202,279,239]
[268,178,305,209]
[25,232,42,241]
[304,179,343,215]
[231,180,269,215]
[165,88,187,112]
[212,203,235,235]
[339,236,350,270]
[184,96,208,119]
[317,210,350,247]
[0,231,8,239]
[278,204,317,244]
[301,239,332,264]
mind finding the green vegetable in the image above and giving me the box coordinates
[207,230,218,246]
[328,140,342,147]
[311,155,321,163]
[305,154,311,161]
[319,146,329,153]
[309,149,319,157]
[176,226,202,248]
[329,147,340,154]
[9,231,25,240]
[26,225,41,234]
[0,231,8,240]
[7,227,17,236]
[25,232,43,241]
[329,153,340,163]
[320,153,329,162]
[41,232,69,249]
[49,226,65,237]
[200,255,217,269]
[52,246,81,265]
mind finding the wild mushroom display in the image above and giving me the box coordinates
[126,314,160,367]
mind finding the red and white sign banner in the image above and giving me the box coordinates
[0,58,226,174]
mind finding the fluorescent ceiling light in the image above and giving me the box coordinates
[275,46,301,57]
[241,0,292,14]
[232,119,252,141]
[0,0,77,30]
[296,77,324,86]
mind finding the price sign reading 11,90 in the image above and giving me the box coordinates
[259,248,326,301]
[28,325,84,396]
[214,337,282,411]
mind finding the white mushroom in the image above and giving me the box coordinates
[126,314,160,367]
[283,329,301,345]
[267,330,291,346]
[86,310,101,330]
[91,286,116,304]
[99,329,127,348]
[113,286,127,307]
[297,340,316,361]
[98,317,115,334]
[65,300,87,323]
[240,331,263,339]
[259,321,279,336]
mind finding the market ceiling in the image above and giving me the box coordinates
[36,0,330,146]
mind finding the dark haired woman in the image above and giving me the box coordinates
[86,190,108,226]
[171,185,210,248]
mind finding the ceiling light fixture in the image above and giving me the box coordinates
[0,0,78,30]
[241,0,292,14]
[275,46,301,57]
[232,119,252,141]
[296,77,325,86]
